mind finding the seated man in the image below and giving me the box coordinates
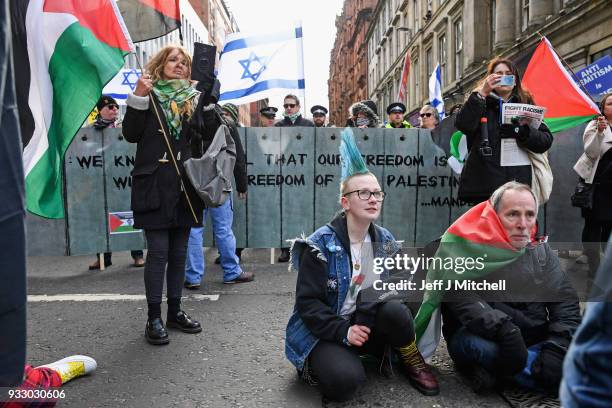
[285,129,438,402]
[440,181,581,393]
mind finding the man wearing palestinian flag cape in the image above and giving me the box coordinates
[414,181,581,393]
[285,129,439,401]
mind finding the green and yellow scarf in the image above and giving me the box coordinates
[152,79,199,139]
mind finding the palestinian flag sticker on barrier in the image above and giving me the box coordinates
[108,212,140,234]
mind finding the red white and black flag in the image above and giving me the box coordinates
[117,0,181,43]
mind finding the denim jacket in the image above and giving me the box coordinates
[285,216,399,374]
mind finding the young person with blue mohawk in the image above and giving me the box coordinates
[285,129,439,401]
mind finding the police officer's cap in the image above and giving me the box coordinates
[260,106,278,118]
[310,105,328,116]
[386,102,406,115]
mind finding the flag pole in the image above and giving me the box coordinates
[536,32,600,112]
[133,54,199,224]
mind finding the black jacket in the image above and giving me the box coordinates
[455,92,553,204]
[122,95,206,230]
[295,214,384,344]
[274,115,315,127]
[194,106,247,194]
[442,242,581,348]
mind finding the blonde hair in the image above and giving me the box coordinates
[146,45,195,117]
[338,172,377,204]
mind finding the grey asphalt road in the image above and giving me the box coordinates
[24,248,583,407]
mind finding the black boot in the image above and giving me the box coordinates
[167,311,202,333]
[278,248,290,263]
[145,318,169,345]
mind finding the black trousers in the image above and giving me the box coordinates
[0,0,27,386]
[143,228,190,305]
[582,216,612,279]
[308,302,415,401]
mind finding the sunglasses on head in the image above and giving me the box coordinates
[284,103,296,109]
[420,112,433,118]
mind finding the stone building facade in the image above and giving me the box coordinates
[363,0,611,124]
[328,0,378,126]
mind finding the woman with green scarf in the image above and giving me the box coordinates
[123,45,208,345]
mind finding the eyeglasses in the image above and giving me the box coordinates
[283,103,297,109]
[107,104,119,110]
[343,189,385,201]
[420,112,432,118]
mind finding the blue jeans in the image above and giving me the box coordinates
[448,327,545,391]
[185,198,242,284]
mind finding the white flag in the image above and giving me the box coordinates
[428,63,445,120]
[217,26,305,105]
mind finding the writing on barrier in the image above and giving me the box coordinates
[55,126,584,255]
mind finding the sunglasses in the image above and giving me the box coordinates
[106,104,119,110]
[420,112,433,118]
[284,103,297,109]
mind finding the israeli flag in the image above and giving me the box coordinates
[218,26,306,105]
[428,63,445,120]
[102,69,142,105]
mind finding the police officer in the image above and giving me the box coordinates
[259,106,278,127]
[385,102,411,128]
[310,105,331,127]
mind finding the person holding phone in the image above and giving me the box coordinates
[573,92,612,279]
[454,57,553,205]
[123,45,211,345]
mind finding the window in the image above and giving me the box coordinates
[438,34,447,85]
[522,0,529,31]
[414,58,420,105]
[591,47,612,62]
[396,29,401,59]
[454,19,463,80]
[389,34,394,64]
[413,0,419,32]
[386,1,391,25]
[426,47,433,78]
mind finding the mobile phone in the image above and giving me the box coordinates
[498,75,515,87]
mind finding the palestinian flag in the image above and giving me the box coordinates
[108,211,139,234]
[431,115,467,174]
[414,200,527,340]
[522,37,600,133]
[11,0,132,218]
[117,0,181,43]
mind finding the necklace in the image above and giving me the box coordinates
[350,240,365,271]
